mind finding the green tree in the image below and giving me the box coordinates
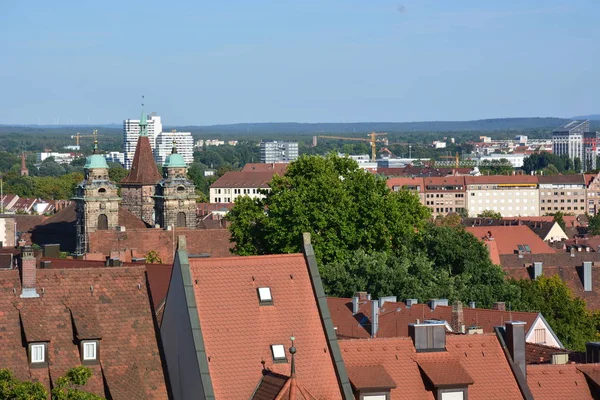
[439,213,462,227]
[477,209,502,220]
[588,213,600,236]
[574,157,583,173]
[513,275,599,350]
[0,366,103,400]
[145,250,163,264]
[227,154,430,265]
[551,211,566,231]
[108,163,128,183]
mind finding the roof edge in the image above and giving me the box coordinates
[176,236,216,399]
[301,233,354,400]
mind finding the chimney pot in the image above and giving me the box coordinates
[352,296,359,315]
[354,291,368,301]
[533,262,543,279]
[20,246,38,298]
[493,302,506,311]
[468,301,476,308]
[371,300,380,338]
[451,300,465,333]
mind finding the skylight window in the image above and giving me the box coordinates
[30,343,45,363]
[257,287,273,305]
[83,341,97,361]
[271,344,286,362]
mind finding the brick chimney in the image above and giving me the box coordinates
[492,302,506,311]
[451,300,465,333]
[20,246,39,298]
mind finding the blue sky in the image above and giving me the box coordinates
[1,0,598,125]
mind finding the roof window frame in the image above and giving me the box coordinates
[257,287,273,305]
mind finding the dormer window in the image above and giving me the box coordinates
[82,340,98,362]
[257,287,273,305]
[270,344,286,363]
[29,343,47,365]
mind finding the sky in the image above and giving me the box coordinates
[1,0,599,125]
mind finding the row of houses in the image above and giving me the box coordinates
[1,235,599,399]
[0,194,69,215]
[388,173,600,218]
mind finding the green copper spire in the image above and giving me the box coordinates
[84,130,109,169]
[139,95,148,136]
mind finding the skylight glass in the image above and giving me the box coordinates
[271,344,286,361]
[258,287,272,303]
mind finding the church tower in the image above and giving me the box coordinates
[154,142,198,229]
[120,101,162,226]
[74,136,121,254]
[20,152,29,176]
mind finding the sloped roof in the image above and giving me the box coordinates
[527,364,597,400]
[424,176,466,188]
[346,365,396,390]
[242,163,289,173]
[328,298,540,340]
[88,228,234,264]
[209,171,279,189]
[417,355,474,386]
[501,253,600,310]
[340,335,523,399]
[188,254,343,399]
[464,175,538,185]
[386,177,425,192]
[538,174,586,185]
[465,226,556,255]
[0,267,168,399]
[12,215,47,233]
[120,136,162,185]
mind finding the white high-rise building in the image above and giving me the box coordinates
[155,131,194,165]
[123,112,163,169]
[260,141,299,163]
[552,120,589,163]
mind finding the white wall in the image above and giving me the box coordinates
[526,317,562,348]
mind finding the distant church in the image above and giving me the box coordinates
[73,105,197,254]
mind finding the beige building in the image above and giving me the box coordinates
[586,172,600,215]
[465,175,539,217]
[423,176,466,217]
[209,171,278,203]
[538,175,586,215]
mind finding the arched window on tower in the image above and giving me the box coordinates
[97,214,108,230]
[177,212,186,228]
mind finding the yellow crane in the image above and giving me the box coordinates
[317,132,387,162]
[438,152,460,168]
[71,131,104,147]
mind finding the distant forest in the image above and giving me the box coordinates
[1,117,600,154]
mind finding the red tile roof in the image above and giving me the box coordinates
[464,175,538,185]
[88,228,234,264]
[120,136,162,185]
[328,298,540,340]
[423,176,466,188]
[346,365,396,390]
[416,355,474,386]
[386,177,425,192]
[242,163,289,173]
[189,254,343,399]
[527,364,597,400]
[340,335,523,399]
[465,226,556,255]
[209,171,280,189]
[0,267,168,399]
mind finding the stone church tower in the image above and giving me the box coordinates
[154,143,198,228]
[120,105,162,226]
[74,140,121,254]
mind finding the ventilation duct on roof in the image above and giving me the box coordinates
[583,261,592,292]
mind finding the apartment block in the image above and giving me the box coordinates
[552,120,589,164]
[424,176,466,217]
[538,175,587,215]
[260,141,298,163]
[465,175,539,217]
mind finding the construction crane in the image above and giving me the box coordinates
[71,131,104,147]
[438,152,460,168]
[317,132,387,162]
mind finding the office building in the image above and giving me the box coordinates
[260,141,298,163]
[122,112,162,169]
[154,130,194,165]
[552,120,589,164]
[584,131,600,171]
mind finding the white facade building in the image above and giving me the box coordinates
[123,113,163,169]
[552,120,589,162]
[103,152,125,165]
[343,154,378,172]
[260,141,299,163]
[37,152,76,164]
[476,153,526,168]
[465,176,540,217]
[155,131,194,165]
